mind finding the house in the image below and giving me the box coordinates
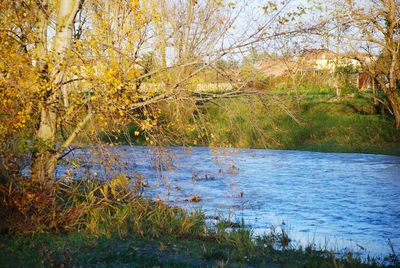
[256,58,294,77]
[256,49,374,90]
[299,48,337,71]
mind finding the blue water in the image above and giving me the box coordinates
[59,146,400,257]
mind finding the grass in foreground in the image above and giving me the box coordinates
[1,229,397,267]
[0,176,398,267]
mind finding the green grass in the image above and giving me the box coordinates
[0,228,394,267]
[97,87,400,156]
[0,233,211,267]
[18,90,397,267]
[1,178,397,267]
[176,93,400,156]
[270,98,400,155]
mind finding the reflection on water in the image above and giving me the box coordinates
[58,146,400,256]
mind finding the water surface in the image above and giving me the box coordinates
[60,146,400,256]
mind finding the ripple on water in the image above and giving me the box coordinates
[58,146,400,257]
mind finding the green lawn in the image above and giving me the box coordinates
[0,232,394,267]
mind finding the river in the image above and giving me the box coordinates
[58,146,400,257]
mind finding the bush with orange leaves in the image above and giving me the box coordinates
[0,175,206,238]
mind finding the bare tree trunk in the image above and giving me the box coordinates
[386,53,400,127]
[372,79,378,104]
[31,149,57,183]
[30,0,81,183]
[158,0,167,69]
[31,154,56,184]
[386,0,399,128]
[30,96,58,182]
[387,90,400,128]
[388,53,399,128]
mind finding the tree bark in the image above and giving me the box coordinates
[30,0,81,183]
[30,100,58,182]
[387,89,400,128]
[385,0,399,127]
[30,150,57,183]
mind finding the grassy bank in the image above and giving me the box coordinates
[4,89,397,266]
[1,178,397,267]
[268,96,400,156]
[1,231,396,267]
[99,90,400,156]
[177,93,400,156]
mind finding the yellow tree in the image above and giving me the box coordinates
[1,0,164,183]
[1,0,83,182]
[1,0,305,184]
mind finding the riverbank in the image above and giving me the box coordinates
[1,175,398,267]
[111,93,400,156]
[0,222,396,267]
[2,93,399,266]
[178,93,400,156]
[1,179,398,267]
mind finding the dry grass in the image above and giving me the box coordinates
[0,175,206,238]
[0,176,396,267]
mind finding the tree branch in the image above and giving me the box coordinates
[56,112,92,159]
